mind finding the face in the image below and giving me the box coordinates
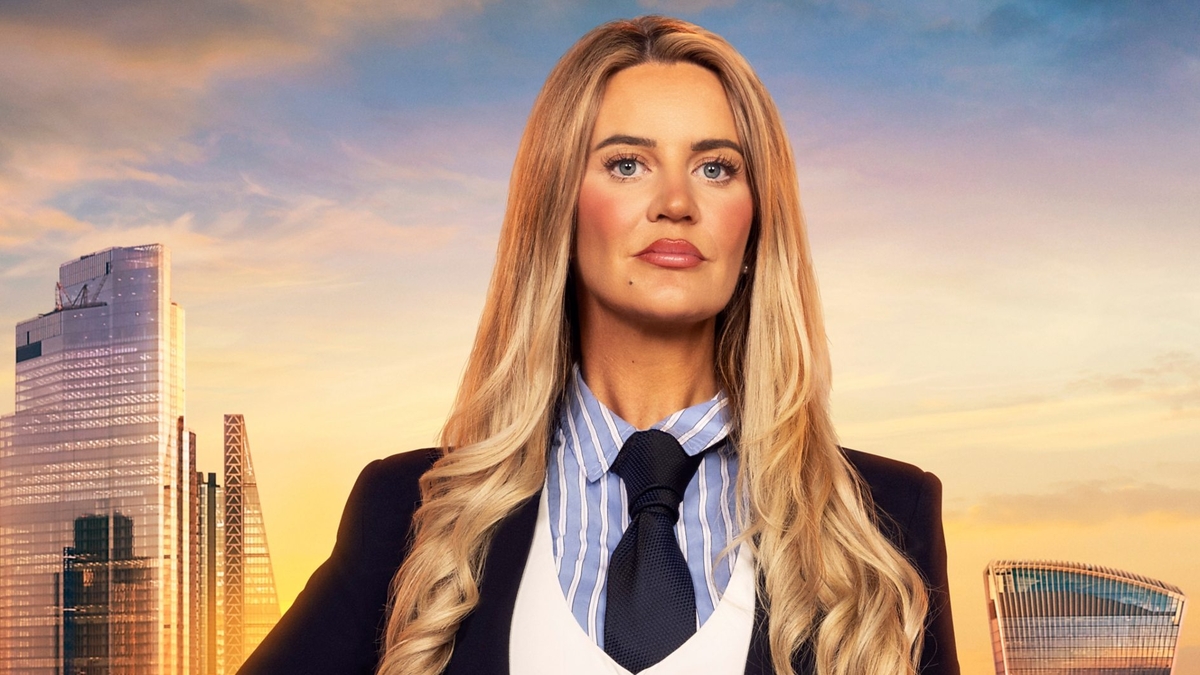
[574,61,754,330]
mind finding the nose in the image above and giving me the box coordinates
[648,171,697,224]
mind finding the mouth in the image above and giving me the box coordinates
[634,238,705,269]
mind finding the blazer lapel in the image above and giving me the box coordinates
[443,491,542,675]
[743,597,773,675]
[444,492,814,675]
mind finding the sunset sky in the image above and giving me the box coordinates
[1,1,1197,672]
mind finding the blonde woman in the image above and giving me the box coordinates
[242,15,958,675]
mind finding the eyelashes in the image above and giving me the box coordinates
[604,153,646,179]
[600,152,743,183]
[697,156,742,182]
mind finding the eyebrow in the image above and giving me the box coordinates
[691,138,743,154]
[594,134,655,150]
[593,135,744,155]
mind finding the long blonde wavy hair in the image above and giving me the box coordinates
[378,15,927,675]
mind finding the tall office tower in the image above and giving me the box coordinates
[197,472,225,675]
[62,513,154,672]
[985,560,1187,675]
[222,414,279,673]
[185,428,201,675]
[0,245,193,674]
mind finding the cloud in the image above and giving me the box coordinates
[0,191,467,302]
[0,19,303,148]
[864,0,1200,119]
[1017,0,1199,84]
[978,3,1042,43]
[636,0,738,12]
[0,1,519,310]
[0,25,265,238]
[846,351,1200,437]
[0,0,503,258]
[1069,351,1200,417]
[0,0,492,55]
[952,480,1200,526]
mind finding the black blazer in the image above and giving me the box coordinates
[240,448,959,675]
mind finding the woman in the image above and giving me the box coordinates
[241,15,958,675]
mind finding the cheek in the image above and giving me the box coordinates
[575,177,643,288]
[712,187,754,263]
[576,176,633,253]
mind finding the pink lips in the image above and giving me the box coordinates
[634,238,705,269]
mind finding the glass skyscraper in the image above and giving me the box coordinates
[222,413,279,674]
[1,245,282,674]
[0,245,193,674]
[197,471,225,675]
[985,559,1187,675]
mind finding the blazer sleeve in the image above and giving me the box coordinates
[905,471,959,675]
[237,450,436,675]
[844,449,960,675]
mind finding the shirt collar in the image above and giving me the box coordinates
[559,363,732,483]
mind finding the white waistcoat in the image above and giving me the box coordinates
[510,490,756,675]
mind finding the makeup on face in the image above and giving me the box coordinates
[573,61,754,329]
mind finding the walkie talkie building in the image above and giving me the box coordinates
[985,559,1187,675]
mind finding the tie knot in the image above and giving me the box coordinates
[611,429,703,521]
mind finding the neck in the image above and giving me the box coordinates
[577,303,719,430]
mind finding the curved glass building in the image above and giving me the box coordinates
[985,559,1187,675]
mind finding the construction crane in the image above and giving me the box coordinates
[54,274,107,312]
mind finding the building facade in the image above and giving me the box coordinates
[0,245,282,674]
[197,472,225,675]
[222,414,280,674]
[985,559,1187,675]
[0,245,193,673]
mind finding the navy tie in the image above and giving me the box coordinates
[604,429,704,672]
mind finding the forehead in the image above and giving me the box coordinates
[590,61,739,144]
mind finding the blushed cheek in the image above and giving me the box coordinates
[714,190,754,263]
[576,179,629,253]
[575,178,627,299]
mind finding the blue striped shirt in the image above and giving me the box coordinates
[546,365,743,646]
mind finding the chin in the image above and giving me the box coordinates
[626,301,726,330]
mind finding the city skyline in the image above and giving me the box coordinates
[0,245,279,673]
[3,243,1191,670]
[0,2,1197,673]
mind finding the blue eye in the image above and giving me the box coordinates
[698,158,741,182]
[605,156,645,179]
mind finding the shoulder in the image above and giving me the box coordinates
[347,448,439,507]
[352,448,440,499]
[842,447,941,524]
[237,449,441,674]
[333,449,440,560]
[841,448,961,675]
[840,447,943,557]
